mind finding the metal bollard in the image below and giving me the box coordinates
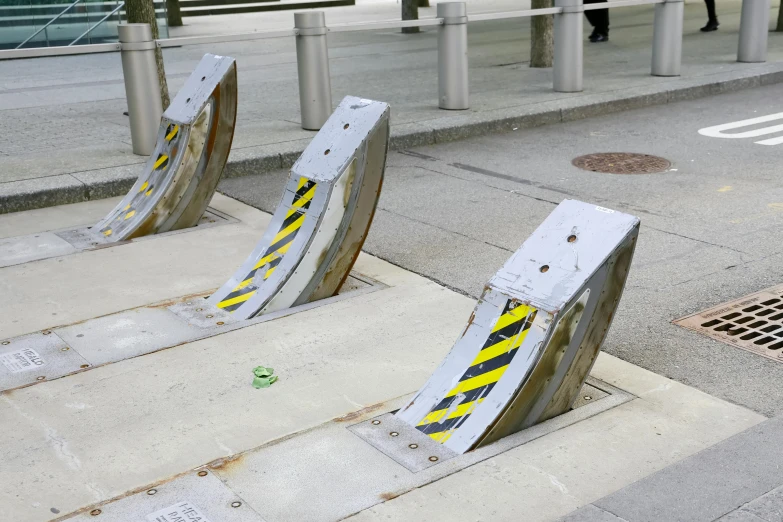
[294,11,332,130]
[554,0,583,92]
[437,2,469,110]
[651,0,684,76]
[118,24,163,156]
[738,0,770,63]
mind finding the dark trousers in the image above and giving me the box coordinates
[584,0,609,35]
[705,0,717,21]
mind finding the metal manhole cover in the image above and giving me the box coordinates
[674,284,783,363]
[572,153,671,174]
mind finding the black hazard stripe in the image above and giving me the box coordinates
[415,302,537,438]
[220,256,286,311]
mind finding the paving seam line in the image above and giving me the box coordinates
[2,64,783,215]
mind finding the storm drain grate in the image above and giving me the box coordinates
[674,284,783,363]
[572,153,671,174]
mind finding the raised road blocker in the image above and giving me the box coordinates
[0,53,237,268]
[95,53,237,241]
[207,96,390,319]
[390,200,640,454]
[0,96,390,392]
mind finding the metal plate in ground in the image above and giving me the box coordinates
[131,208,237,243]
[55,306,205,368]
[0,232,77,268]
[169,297,239,329]
[351,381,612,474]
[64,469,265,521]
[200,377,632,522]
[350,413,460,472]
[571,382,609,409]
[572,153,671,174]
[0,331,90,390]
[674,284,783,363]
[54,226,111,250]
[0,208,235,269]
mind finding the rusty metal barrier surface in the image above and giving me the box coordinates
[94,53,238,241]
[206,96,390,319]
[395,200,640,454]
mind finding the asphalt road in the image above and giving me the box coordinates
[220,82,783,417]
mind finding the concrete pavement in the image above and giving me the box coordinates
[0,195,768,522]
[2,0,783,213]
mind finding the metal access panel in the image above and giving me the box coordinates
[207,96,390,319]
[94,53,238,241]
[395,200,640,454]
[65,469,266,521]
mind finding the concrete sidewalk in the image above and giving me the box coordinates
[1,0,782,213]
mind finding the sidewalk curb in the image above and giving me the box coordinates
[3,63,783,215]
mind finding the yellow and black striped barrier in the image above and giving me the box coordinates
[396,200,640,453]
[95,53,237,241]
[207,96,390,320]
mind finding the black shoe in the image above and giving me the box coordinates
[701,20,719,32]
[589,32,609,43]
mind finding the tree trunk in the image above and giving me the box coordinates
[418,0,430,7]
[530,0,554,68]
[166,0,183,27]
[125,0,171,109]
[401,0,419,34]
[777,1,783,31]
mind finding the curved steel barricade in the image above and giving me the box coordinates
[395,200,640,454]
[206,96,390,319]
[94,53,238,241]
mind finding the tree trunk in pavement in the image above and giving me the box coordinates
[530,0,554,68]
[777,2,783,31]
[125,0,171,109]
[166,0,183,27]
[402,0,419,34]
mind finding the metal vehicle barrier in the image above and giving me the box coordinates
[0,0,772,144]
[95,52,238,241]
[395,200,640,453]
[207,95,390,319]
[0,51,237,269]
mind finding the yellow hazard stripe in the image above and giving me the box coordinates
[139,181,149,193]
[124,210,136,220]
[418,398,484,427]
[216,290,256,309]
[492,304,533,333]
[291,185,317,210]
[470,327,531,367]
[165,124,179,141]
[428,430,455,443]
[250,241,293,275]
[154,155,168,169]
[270,214,305,246]
[145,189,153,196]
[103,229,112,236]
[444,366,510,399]
[297,176,308,190]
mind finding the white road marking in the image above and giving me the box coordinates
[698,112,783,146]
